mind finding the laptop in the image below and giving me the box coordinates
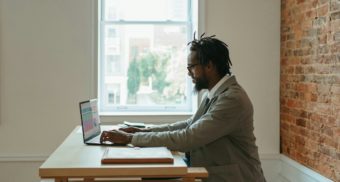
[79,99,124,146]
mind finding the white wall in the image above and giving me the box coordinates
[0,0,280,181]
[204,0,281,155]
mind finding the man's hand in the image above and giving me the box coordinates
[119,126,151,133]
[100,130,133,144]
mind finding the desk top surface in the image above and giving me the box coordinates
[39,125,187,178]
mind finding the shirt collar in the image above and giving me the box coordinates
[207,75,231,99]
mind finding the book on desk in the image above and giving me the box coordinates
[101,147,174,164]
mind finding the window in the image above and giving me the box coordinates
[98,0,197,114]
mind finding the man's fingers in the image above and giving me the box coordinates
[100,131,109,143]
[119,127,137,133]
[100,132,105,143]
[118,127,126,131]
[100,130,126,144]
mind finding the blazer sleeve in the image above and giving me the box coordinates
[131,89,252,152]
[149,117,193,132]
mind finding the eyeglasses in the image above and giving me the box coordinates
[187,63,200,72]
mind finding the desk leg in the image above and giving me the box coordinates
[83,178,94,182]
[182,177,195,182]
[55,177,68,182]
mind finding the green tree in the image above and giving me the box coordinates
[139,53,156,83]
[152,54,170,93]
[138,52,170,94]
[127,59,140,97]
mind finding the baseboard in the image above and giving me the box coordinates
[0,154,334,182]
[279,155,333,182]
[260,154,282,182]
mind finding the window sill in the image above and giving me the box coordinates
[100,111,193,116]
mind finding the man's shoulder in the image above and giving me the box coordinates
[217,82,246,98]
[214,84,252,108]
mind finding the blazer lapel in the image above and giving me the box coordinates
[191,96,210,122]
[189,76,237,125]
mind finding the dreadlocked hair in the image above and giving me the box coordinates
[187,33,232,76]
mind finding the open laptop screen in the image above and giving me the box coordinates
[79,99,101,140]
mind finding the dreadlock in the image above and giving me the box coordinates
[187,33,232,76]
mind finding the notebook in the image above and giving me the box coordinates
[101,147,174,164]
[79,99,125,146]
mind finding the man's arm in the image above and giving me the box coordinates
[150,117,193,132]
[101,117,193,144]
[131,91,252,152]
[119,117,193,133]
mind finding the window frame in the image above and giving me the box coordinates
[97,0,203,116]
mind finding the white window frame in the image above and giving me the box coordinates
[96,0,205,116]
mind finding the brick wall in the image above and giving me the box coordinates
[280,0,340,181]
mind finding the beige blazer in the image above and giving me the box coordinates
[132,76,266,182]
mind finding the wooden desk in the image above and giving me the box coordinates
[39,126,208,182]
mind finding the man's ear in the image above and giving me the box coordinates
[206,60,214,71]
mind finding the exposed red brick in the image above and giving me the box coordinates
[330,0,340,11]
[296,118,307,127]
[281,0,339,181]
[298,127,310,136]
[319,135,338,148]
[321,126,334,137]
[317,4,329,17]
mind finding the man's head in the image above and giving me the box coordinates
[187,34,232,92]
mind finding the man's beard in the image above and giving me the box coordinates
[193,75,209,93]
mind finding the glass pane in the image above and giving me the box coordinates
[102,24,189,107]
[105,84,121,105]
[104,0,188,21]
[106,55,121,75]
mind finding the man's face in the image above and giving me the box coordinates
[187,51,209,92]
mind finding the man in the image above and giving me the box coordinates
[100,34,266,182]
